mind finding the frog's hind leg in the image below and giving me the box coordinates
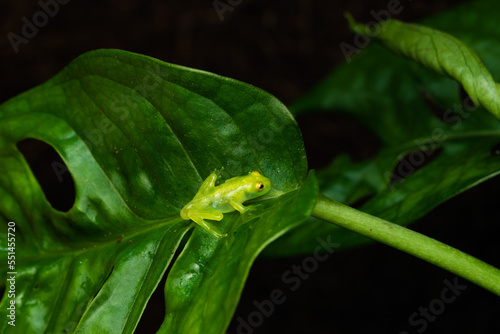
[187,207,227,238]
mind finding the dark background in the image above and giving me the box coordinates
[2,0,500,333]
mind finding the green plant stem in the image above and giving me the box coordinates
[313,194,500,296]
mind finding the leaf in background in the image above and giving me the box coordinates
[0,49,317,333]
[264,0,500,257]
[346,12,500,121]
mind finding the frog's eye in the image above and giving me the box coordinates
[255,182,265,191]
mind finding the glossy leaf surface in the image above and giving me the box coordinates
[0,49,317,333]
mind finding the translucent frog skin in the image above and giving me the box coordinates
[180,171,271,238]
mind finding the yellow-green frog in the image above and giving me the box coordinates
[180,171,271,238]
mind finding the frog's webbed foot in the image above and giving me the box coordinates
[239,204,265,225]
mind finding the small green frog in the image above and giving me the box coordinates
[180,170,271,238]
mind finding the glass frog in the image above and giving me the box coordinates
[180,171,271,238]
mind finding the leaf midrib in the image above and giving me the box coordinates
[11,216,186,268]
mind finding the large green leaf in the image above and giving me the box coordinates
[265,0,500,257]
[0,49,317,333]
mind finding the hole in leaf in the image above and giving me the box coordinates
[296,112,381,170]
[136,231,190,332]
[136,271,167,333]
[389,148,442,185]
[491,143,500,156]
[16,138,75,212]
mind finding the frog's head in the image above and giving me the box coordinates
[245,171,272,199]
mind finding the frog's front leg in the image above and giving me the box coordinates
[195,169,224,196]
[187,206,227,238]
[229,200,248,214]
[196,173,218,195]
